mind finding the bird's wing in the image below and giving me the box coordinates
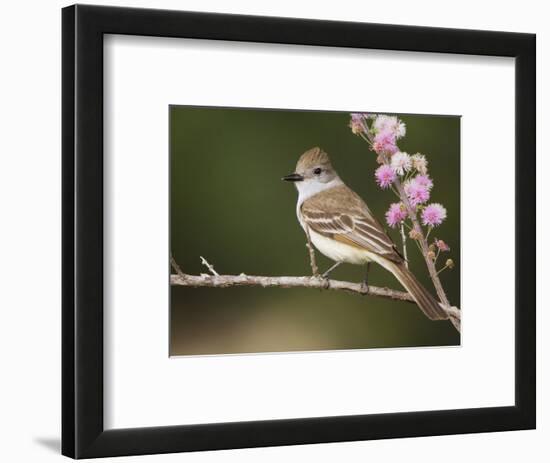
[301,185,403,263]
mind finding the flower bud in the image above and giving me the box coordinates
[427,251,436,260]
[435,239,450,252]
[349,113,366,135]
[445,259,455,269]
[409,229,422,240]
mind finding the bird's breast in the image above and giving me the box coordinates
[308,229,373,265]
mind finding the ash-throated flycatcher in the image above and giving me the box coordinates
[283,146,447,320]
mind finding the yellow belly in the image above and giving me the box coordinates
[309,229,374,265]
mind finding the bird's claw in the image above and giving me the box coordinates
[360,281,370,294]
[313,273,330,289]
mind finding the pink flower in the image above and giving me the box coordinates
[375,165,396,189]
[421,203,447,227]
[411,153,428,174]
[372,130,398,155]
[349,113,367,135]
[413,174,433,190]
[373,115,406,139]
[390,151,412,175]
[404,178,430,206]
[434,239,450,251]
[385,203,408,228]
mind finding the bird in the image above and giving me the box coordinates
[282,146,448,321]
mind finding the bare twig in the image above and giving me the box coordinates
[170,254,185,278]
[435,262,452,276]
[400,223,409,268]
[200,256,219,276]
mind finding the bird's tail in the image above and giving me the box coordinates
[383,260,448,321]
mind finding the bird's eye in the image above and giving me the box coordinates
[313,168,322,175]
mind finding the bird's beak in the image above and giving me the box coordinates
[282,173,304,182]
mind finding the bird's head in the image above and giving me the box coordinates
[282,147,339,188]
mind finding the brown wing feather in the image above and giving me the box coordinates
[301,185,403,263]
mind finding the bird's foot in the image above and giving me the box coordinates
[360,262,371,294]
[312,272,330,289]
[360,280,370,295]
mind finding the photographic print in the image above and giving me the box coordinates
[170,107,460,356]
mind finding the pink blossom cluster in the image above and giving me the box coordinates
[349,113,455,283]
[373,115,407,139]
[348,113,449,232]
[371,115,405,156]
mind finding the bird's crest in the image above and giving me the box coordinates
[296,147,332,172]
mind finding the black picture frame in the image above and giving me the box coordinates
[62,4,536,459]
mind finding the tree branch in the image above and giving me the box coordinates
[169,261,460,327]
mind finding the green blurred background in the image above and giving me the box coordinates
[170,106,460,356]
